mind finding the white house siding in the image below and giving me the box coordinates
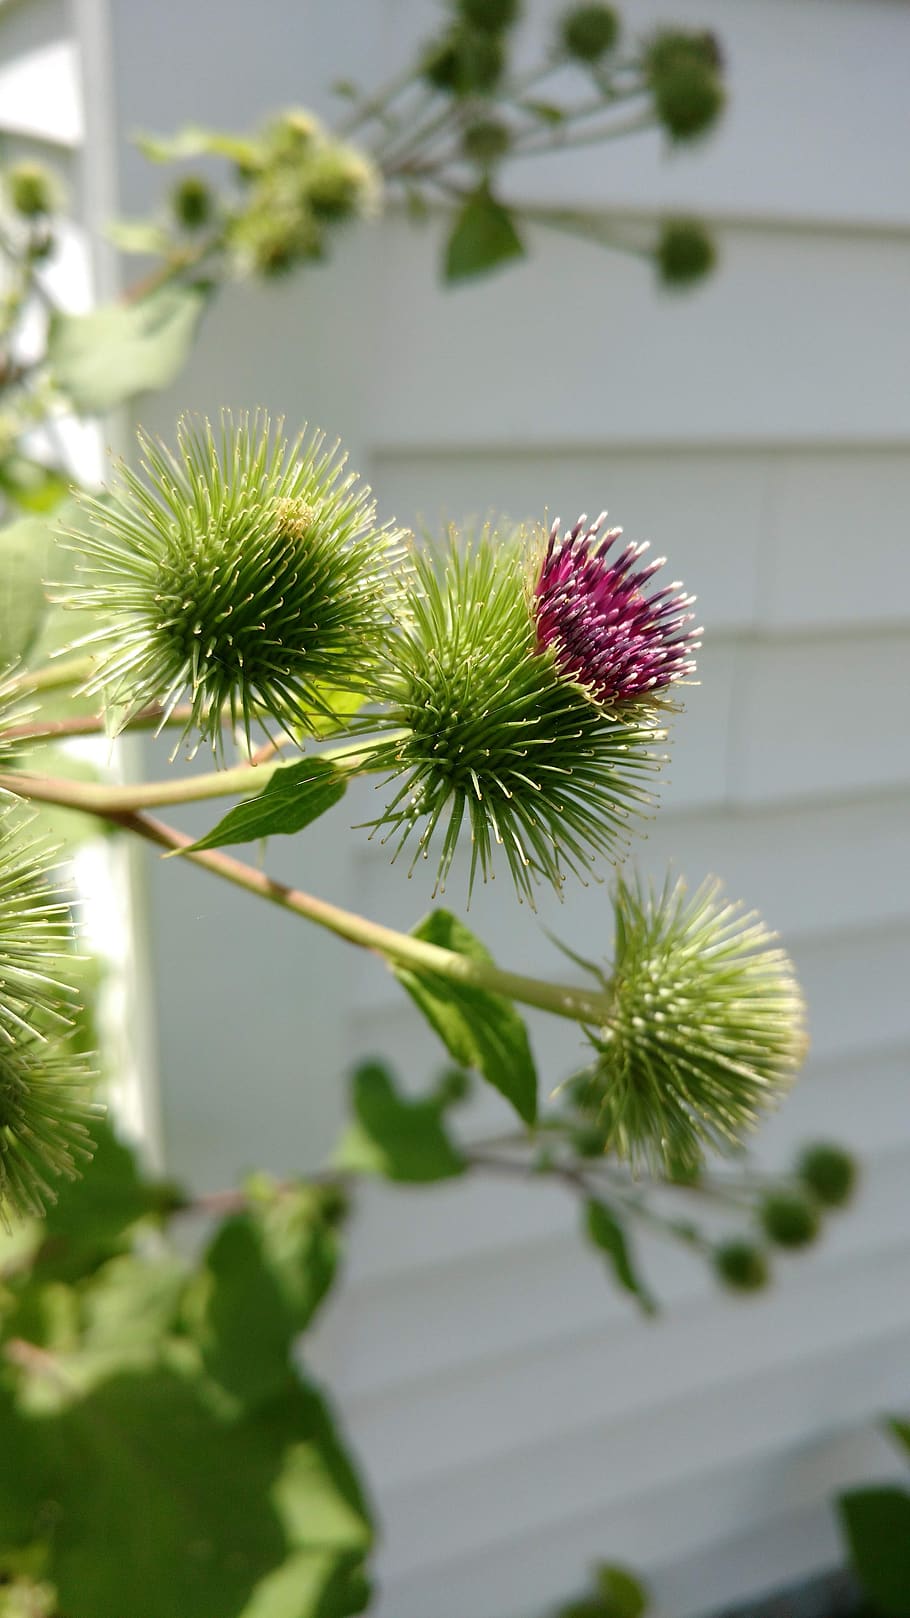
[90,0,910,1614]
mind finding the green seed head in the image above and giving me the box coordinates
[171,174,213,230]
[301,143,382,222]
[796,1142,857,1208]
[656,218,717,288]
[67,412,406,754]
[572,874,807,1174]
[714,1238,770,1293]
[760,1190,821,1249]
[422,27,505,95]
[462,117,512,166]
[457,0,521,33]
[559,4,620,63]
[368,526,663,904]
[3,161,63,219]
[645,29,726,142]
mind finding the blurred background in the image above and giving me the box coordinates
[2,1,908,1615]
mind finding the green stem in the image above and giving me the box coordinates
[0,775,613,1025]
[11,655,97,695]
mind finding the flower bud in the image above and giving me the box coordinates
[171,174,213,230]
[645,29,725,143]
[462,117,512,166]
[457,0,521,32]
[369,524,665,903]
[759,1190,821,1249]
[713,1239,770,1293]
[570,875,807,1173]
[559,4,620,63]
[656,218,716,288]
[68,412,405,754]
[797,1142,857,1209]
[302,143,382,222]
[422,27,505,95]
[3,160,62,219]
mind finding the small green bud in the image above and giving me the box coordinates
[457,0,521,32]
[25,226,55,262]
[656,218,716,287]
[714,1239,770,1293]
[171,174,213,230]
[266,107,322,160]
[228,202,323,277]
[797,1142,857,1209]
[3,161,62,219]
[559,4,620,63]
[316,1182,350,1226]
[462,116,512,165]
[302,144,381,222]
[759,1190,821,1249]
[421,27,505,95]
[645,30,725,143]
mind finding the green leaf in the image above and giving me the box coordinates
[47,282,210,414]
[334,1061,466,1183]
[392,910,538,1124]
[188,1185,341,1405]
[0,1370,372,1618]
[522,99,567,125]
[0,515,55,664]
[444,183,524,282]
[584,1200,657,1316]
[839,1486,910,1617]
[181,759,348,854]
[594,1564,649,1618]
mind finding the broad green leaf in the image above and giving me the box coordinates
[3,1370,371,1618]
[0,515,55,664]
[47,281,210,414]
[188,1185,341,1405]
[594,1564,649,1618]
[181,759,348,854]
[839,1486,910,1617]
[444,183,524,282]
[584,1200,657,1316]
[392,910,538,1124]
[334,1061,465,1183]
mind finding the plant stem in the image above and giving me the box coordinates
[11,655,97,695]
[1,774,613,1024]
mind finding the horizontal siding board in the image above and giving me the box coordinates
[316,1127,909,1404]
[369,222,910,450]
[374,444,910,637]
[350,791,910,965]
[371,1301,910,1582]
[732,632,910,804]
[383,1426,908,1618]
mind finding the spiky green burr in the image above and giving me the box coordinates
[66,412,405,755]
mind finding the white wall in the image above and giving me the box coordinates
[51,0,910,1613]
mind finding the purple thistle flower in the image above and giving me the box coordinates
[533,511,701,703]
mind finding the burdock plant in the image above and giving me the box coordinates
[369,515,698,903]
[67,411,405,754]
[0,804,93,1222]
[2,413,810,1240]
